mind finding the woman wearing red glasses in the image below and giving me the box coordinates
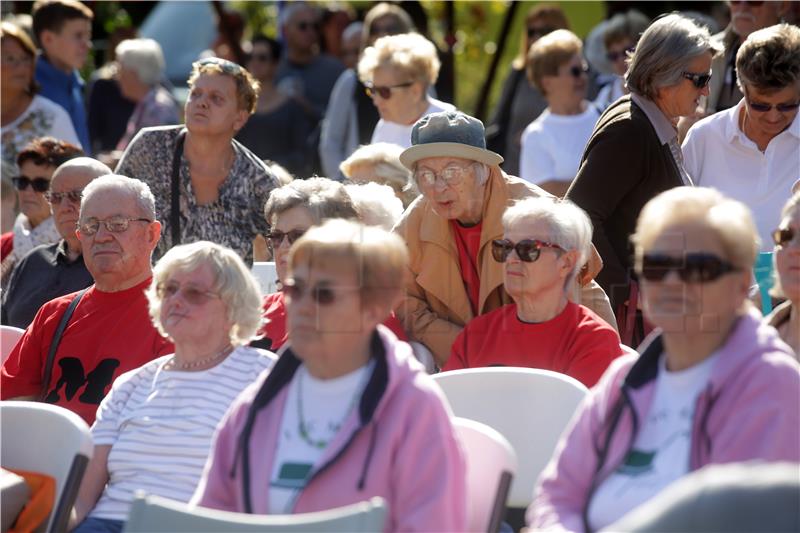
[444,197,620,387]
[529,186,800,532]
[767,192,800,356]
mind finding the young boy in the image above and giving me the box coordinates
[32,0,93,152]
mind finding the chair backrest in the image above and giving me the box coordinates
[125,493,387,532]
[1,325,25,364]
[453,417,518,533]
[251,262,279,296]
[0,401,93,533]
[432,367,588,508]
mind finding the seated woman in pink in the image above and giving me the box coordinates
[444,197,620,387]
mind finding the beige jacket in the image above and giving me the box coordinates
[394,166,616,366]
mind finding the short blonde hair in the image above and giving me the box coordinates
[736,23,800,92]
[358,32,440,87]
[147,241,262,345]
[345,182,404,230]
[289,219,408,308]
[188,58,260,114]
[526,29,583,94]
[632,187,759,272]
[339,143,417,207]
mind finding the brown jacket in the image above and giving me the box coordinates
[394,166,616,366]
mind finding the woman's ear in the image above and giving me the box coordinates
[559,249,579,279]
[232,109,250,132]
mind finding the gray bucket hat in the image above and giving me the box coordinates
[399,111,504,169]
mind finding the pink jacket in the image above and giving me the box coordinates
[529,308,800,532]
[193,326,467,531]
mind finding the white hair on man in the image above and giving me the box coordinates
[345,182,404,231]
[115,38,166,86]
[81,174,156,221]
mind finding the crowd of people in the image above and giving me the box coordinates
[0,1,798,532]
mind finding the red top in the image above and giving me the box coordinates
[450,220,482,315]
[259,291,408,351]
[1,232,13,261]
[444,301,621,387]
[1,279,174,424]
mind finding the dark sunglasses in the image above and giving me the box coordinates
[283,278,355,306]
[266,229,306,249]
[44,189,83,204]
[606,46,635,62]
[568,64,589,78]
[638,253,739,283]
[295,21,317,32]
[370,22,404,36]
[12,176,50,193]
[156,281,219,305]
[365,81,414,99]
[491,239,563,263]
[773,227,799,247]
[527,26,555,39]
[682,71,712,89]
[746,99,800,113]
[196,57,244,76]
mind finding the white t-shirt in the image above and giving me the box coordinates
[1,95,81,169]
[682,98,800,251]
[519,104,600,185]
[370,97,455,149]
[269,361,374,514]
[594,77,625,111]
[587,350,718,531]
[89,346,275,521]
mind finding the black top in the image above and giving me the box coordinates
[1,240,93,328]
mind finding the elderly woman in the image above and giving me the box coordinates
[529,187,800,532]
[566,14,719,316]
[594,10,650,111]
[70,241,275,533]
[319,2,414,178]
[113,38,179,151]
[395,110,616,367]
[684,23,800,252]
[193,220,466,530]
[520,30,600,196]
[358,32,454,148]
[339,142,418,207]
[767,192,800,356]
[1,22,81,169]
[345,182,404,230]
[116,58,279,264]
[444,197,621,387]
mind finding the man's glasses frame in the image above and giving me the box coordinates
[78,216,152,236]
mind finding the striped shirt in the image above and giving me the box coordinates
[89,346,275,521]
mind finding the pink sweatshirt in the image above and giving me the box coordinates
[529,308,800,532]
[192,326,467,531]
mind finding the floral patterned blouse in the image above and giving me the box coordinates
[115,125,279,264]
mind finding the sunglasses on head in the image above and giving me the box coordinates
[196,57,244,76]
[682,71,712,89]
[156,280,219,306]
[773,227,799,247]
[365,81,414,99]
[12,176,50,193]
[527,26,555,39]
[283,278,357,306]
[638,253,739,283]
[266,229,306,248]
[44,189,83,204]
[606,46,635,62]
[491,239,563,263]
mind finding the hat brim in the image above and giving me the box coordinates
[400,142,504,169]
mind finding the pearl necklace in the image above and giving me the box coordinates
[170,345,234,370]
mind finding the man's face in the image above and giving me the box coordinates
[729,0,780,39]
[48,167,95,241]
[41,18,92,71]
[283,7,319,54]
[414,156,487,224]
[77,188,160,286]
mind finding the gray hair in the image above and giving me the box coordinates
[53,157,111,180]
[502,197,593,290]
[263,177,358,226]
[115,38,165,86]
[345,182,404,230]
[147,241,262,345]
[625,13,720,100]
[343,21,364,43]
[81,174,156,221]
[279,2,316,29]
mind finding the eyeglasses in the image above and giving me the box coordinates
[156,280,219,305]
[295,21,317,32]
[283,278,357,305]
[568,64,589,78]
[606,46,635,62]
[773,227,799,247]
[491,239,563,263]
[1,54,33,67]
[12,176,50,193]
[78,216,152,236]
[682,71,712,89]
[266,229,306,249]
[527,26,555,39]
[196,57,244,76]
[745,98,800,113]
[414,164,472,188]
[365,81,414,99]
[44,189,83,205]
[638,253,740,283]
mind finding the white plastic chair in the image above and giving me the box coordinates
[0,401,93,533]
[453,417,518,533]
[432,367,588,509]
[251,261,279,296]
[125,493,387,532]
[1,325,25,364]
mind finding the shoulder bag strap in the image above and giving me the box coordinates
[40,288,88,401]
[171,129,187,246]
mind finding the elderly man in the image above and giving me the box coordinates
[1,175,173,424]
[394,110,615,367]
[2,158,110,328]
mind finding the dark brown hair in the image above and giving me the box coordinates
[32,0,93,43]
[16,137,84,169]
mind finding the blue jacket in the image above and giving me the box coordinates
[35,56,90,152]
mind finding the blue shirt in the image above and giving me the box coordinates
[35,56,90,152]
